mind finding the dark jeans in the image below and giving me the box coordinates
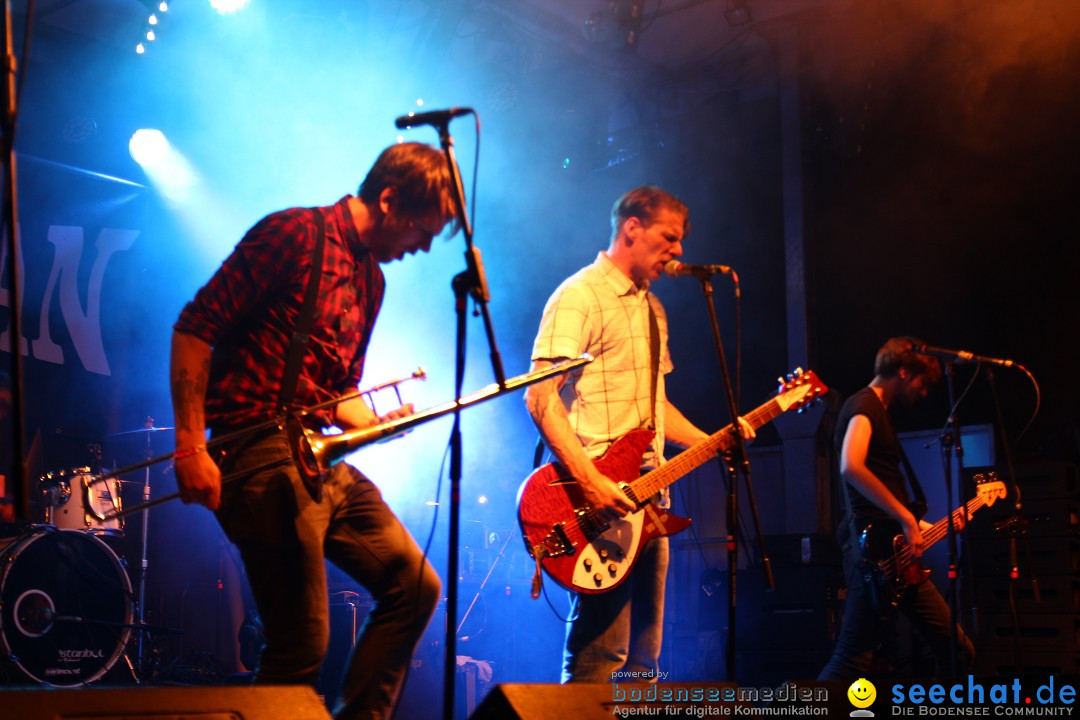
[818,539,974,681]
[215,431,441,720]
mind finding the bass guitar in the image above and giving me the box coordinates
[859,472,1007,616]
[518,369,827,596]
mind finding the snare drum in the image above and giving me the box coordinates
[39,468,124,535]
[0,529,133,686]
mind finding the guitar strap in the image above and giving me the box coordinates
[647,297,660,432]
[278,208,326,415]
[897,441,928,519]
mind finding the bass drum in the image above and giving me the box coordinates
[0,529,132,686]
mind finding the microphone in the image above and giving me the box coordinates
[395,107,473,129]
[663,260,732,278]
[909,343,1016,368]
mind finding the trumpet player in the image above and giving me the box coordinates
[170,142,457,720]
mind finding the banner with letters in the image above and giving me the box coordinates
[2,156,179,473]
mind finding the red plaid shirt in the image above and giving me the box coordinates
[175,197,384,429]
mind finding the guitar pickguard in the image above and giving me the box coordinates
[569,511,643,592]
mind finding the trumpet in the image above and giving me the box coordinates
[96,356,591,519]
[288,355,594,483]
[92,367,429,520]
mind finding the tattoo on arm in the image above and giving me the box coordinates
[173,359,209,432]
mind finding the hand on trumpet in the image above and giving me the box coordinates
[336,394,413,431]
[375,403,415,424]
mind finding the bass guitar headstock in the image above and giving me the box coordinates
[775,368,828,413]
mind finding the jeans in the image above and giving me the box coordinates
[562,535,669,683]
[215,431,441,720]
[818,539,974,681]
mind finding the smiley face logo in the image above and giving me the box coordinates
[847,677,877,709]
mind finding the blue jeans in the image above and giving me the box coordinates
[215,431,441,720]
[562,535,669,683]
[818,538,973,680]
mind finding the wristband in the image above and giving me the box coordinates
[174,444,207,460]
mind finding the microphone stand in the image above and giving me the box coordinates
[694,274,771,682]
[985,365,1037,674]
[2,0,29,527]
[428,116,506,720]
[938,360,966,675]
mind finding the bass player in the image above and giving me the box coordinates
[818,335,974,680]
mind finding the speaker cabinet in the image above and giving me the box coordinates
[0,685,331,720]
[470,682,751,719]
[470,683,625,719]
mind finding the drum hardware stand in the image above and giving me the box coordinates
[456,528,513,642]
[134,417,156,681]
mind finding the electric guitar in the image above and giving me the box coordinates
[517,369,827,596]
[859,472,1007,616]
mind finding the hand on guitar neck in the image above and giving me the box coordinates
[906,511,969,559]
[582,414,756,525]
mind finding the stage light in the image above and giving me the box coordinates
[135,3,170,54]
[159,1,168,11]
[209,0,251,15]
[129,129,168,166]
[128,129,197,204]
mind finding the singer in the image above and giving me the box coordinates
[171,142,457,720]
[523,186,754,682]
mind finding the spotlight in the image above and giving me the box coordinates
[209,0,251,15]
[129,129,168,166]
[136,43,145,54]
[159,1,168,11]
[148,14,158,25]
[146,29,156,41]
[128,129,197,204]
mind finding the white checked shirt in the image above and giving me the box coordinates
[531,252,673,471]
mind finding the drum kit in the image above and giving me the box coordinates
[0,420,175,688]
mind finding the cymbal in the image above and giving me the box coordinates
[109,425,174,437]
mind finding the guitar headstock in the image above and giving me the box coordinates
[974,471,1008,507]
[774,368,828,413]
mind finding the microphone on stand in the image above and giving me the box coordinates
[395,107,474,129]
[909,343,1017,368]
[663,260,732,278]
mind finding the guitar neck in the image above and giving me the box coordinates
[921,494,993,551]
[628,395,785,502]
